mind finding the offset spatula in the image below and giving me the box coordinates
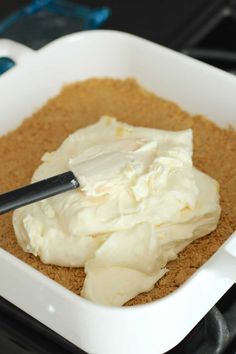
[0,171,80,215]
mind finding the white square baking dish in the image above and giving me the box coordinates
[0,30,235,354]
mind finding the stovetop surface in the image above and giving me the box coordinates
[0,1,236,353]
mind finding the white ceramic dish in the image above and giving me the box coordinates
[0,30,235,354]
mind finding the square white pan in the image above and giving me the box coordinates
[0,30,235,354]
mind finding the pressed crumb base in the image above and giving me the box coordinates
[0,79,235,306]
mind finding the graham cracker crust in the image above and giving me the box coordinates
[0,79,235,305]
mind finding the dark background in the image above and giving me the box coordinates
[0,0,229,49]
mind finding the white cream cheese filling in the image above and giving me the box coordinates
[13,117,220,306]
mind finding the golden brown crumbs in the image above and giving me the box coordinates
[0,78,235,306]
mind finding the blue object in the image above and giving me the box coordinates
[0,57,15,75]
[0,0,110,74]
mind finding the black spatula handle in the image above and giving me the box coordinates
[0,171,79,215]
